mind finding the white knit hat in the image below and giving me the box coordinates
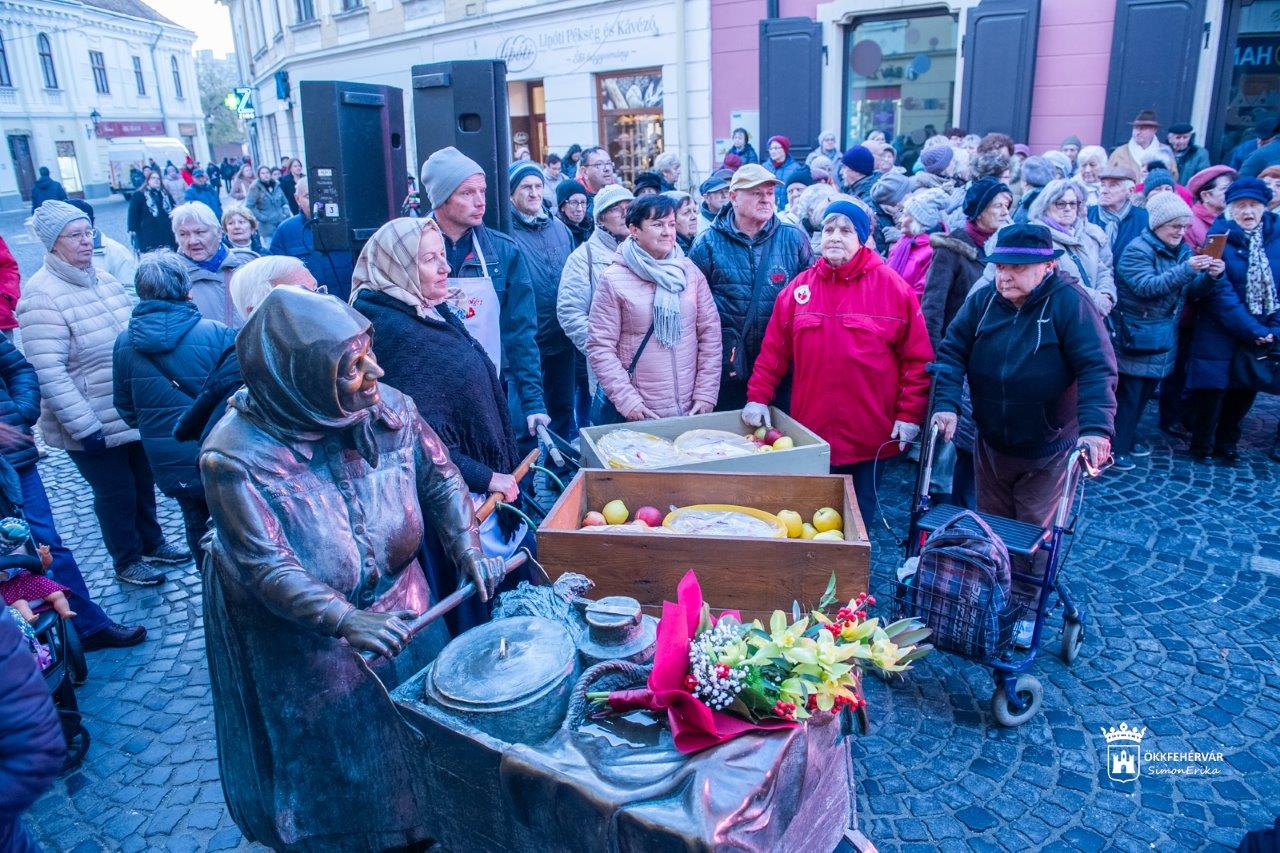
[1146,192,1193,230]
[31,200,89,251]
[593,184,634,222]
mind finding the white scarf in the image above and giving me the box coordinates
[1127,138,1159,170]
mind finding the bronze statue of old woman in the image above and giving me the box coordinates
[199,286,505,851]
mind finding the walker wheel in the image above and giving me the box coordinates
[1061,618,1084,665]
[991,675,1043,727]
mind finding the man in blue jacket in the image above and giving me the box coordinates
[1088,164,1149,269]
[269,177,355,302]
[420,147,549,439]
[183,168,222,220]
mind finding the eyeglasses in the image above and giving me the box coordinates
[59,229,93,243]
[1052,200,1080,209]
[586,160,614,170]
[563,199,588,208]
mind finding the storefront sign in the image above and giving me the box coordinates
[178,122,198,135]
[440,6,670,77]
[95,120,166,138]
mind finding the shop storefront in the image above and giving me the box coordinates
[1208,0,1280,158]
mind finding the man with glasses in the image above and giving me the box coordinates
[420,146,549,442]
[578,146,617,219]
[19,200,191,594]
[689,163,814,410]
[269,177,356,302]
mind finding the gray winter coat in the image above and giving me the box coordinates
[1027,191,1116,315]
[1115,230,1210,378]
[245,179,290,243]
[557,226,622,391]
[180,248,258,329]
[16,256,138,450]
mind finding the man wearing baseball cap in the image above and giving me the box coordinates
[932,222,1117,647]
[697,170,732,233]
[688,163,814,410]
[1239,115,1280,179]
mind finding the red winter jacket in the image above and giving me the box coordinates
[746,250,934,466]
[0,237,19,331]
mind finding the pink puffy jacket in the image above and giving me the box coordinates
[886,232,934,297]
[586,252,722,419]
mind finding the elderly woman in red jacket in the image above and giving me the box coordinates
[744,200,934,525]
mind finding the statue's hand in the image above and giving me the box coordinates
[463,553,507,602]
[338,609,415,659]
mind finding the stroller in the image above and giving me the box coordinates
[896,414,1106,727]
[0,455,90,769]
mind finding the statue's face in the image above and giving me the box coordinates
[336,333,384,412]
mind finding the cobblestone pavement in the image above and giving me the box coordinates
[8,201,1279,851]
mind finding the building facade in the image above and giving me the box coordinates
[712,0,1280,165]
[0,0,206,210]
[223,0,713,189]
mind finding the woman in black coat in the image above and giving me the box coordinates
[349,217,532,633]
[126,172,177,253]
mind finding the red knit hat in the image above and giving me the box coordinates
[767,135,791,159]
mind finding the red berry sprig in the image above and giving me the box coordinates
[773,700,797,720]
[684,674,698,692]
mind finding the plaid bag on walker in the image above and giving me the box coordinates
[912,511,1013,659]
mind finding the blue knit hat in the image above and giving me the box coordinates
[840,145,875,176]
[821,200,871,244]
[1224,177,1271,206]
[508,160,544,194]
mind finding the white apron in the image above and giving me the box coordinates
[444,233,503,372]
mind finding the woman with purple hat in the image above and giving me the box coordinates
[932,223,1117,645]
[1186,178,1280,463]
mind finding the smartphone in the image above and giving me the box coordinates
[1198,234,1227,260]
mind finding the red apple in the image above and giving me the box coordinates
[763,428,783,445]
[582,511,607,528]
[635,505,664,527]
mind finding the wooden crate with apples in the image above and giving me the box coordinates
[578,407,831,474]
[536,469,870,619]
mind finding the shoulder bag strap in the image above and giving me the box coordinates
[626,324,656,376]
[136,348,197,398]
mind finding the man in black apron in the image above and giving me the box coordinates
[419,147,549,441]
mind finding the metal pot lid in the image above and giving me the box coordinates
[431,616,576,708]
[579,596,657,661]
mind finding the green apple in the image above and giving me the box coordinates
[813,507,842,533]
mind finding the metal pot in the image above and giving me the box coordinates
[423,616,578,745]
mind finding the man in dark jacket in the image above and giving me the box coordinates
[508,161,578,444]
[183,168,222,220]
[1167,123,1210,178]
[690,163,814,410]
[29,167,68,212]
[113,251,236,556]
[420,147,548,438]
[932,223,1117,644]
[839,145,879,204]
[1088,164,1149,269]
[0,337,143,650]
[0,607,65,852]
[269,178,355,302]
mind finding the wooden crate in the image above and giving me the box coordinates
[579,406,831,475]
[536,469,871,620]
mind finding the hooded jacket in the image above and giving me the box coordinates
[29,175,67,212]
[0,237,18,331]
[1187,212,1280,390]
[509,211,576,351]
[0,339,42,471]
[921,230,986,351]
[112,299,237,496]
[747,251,933,466]
[16,258,138,451]
[933,272,1118,458]
[688,204,814,407]
[587,249,722,419]
[0,608,65,853]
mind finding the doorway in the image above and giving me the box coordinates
[1207,0,1280,161]
[8,134,34,201]
[55,141,83,196]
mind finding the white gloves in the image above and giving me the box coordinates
[891,420,921,451]
[741,402,772,429]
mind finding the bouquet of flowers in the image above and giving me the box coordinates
[589,570,931,753]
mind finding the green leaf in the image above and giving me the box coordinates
[897,644,934,664]
[818,571,838,611]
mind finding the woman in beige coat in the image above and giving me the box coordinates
[587,194,722,421]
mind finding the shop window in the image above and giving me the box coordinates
[1215,0,1280,158]
[842,12,957,150]
[596,69,663,187]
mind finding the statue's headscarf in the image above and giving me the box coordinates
[232,286,401,466]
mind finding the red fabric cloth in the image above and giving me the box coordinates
[606,571,794,754]
[746,251,934,466]
[1184,202,1219,250]
[885,232,934,296]
[964,221,993,247]
[0,237,18,331]
[1,572,67,606]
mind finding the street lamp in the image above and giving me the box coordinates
[89,109,102,137]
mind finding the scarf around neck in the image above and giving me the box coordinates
[1096,201,1131,247]
[1244,225,1278,317]
[145,187,172,219]
[193,245,228,273]
[43,252,97,289]
[350,218,438,318]
[619,237,686,351]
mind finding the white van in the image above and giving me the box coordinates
[106,136,191,197]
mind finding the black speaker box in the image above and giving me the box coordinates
[411,60,511,232]
[300,80,407,253]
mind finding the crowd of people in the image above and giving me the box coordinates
[1,107,1279,847]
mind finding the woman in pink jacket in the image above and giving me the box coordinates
[886,187,950,296]
[587,195,722,422]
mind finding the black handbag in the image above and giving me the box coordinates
[1111,312,1175,355]
[588,324,656,426]
[1229,343,1280,394]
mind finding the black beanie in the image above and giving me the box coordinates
[963,177,1011,221]
[556,179,587,207]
